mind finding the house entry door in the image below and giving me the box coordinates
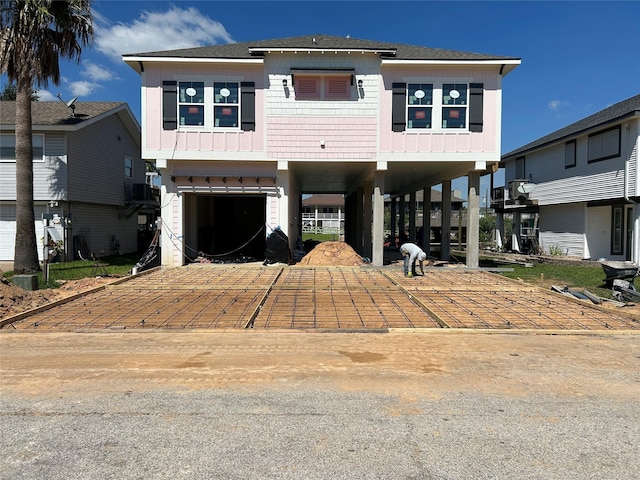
[626,206,633,261]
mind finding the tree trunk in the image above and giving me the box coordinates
[13,77,40,274]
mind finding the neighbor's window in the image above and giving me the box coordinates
[612,205,623,255]
[0,134,44,162]
[588,126,620,163]
[178,81,205,126]
[214,82,239,127]
[442,84,468,129]
[407,83,433,129]
[565,140,576,168]
[515,156,525,179]
[124,156,133,178]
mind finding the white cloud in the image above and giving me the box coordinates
[69,80,101,97]
[94,6,234,62]
[547,100,569,112]
[82,61,116,82]
[35,90,57,101]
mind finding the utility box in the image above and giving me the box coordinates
[13,274,39,291]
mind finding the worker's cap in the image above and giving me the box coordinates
[418,252,427,261]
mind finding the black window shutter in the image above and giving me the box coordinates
[469,83,484,132]
[241,82,256,131]
[162,81,177,130]
[392,83,406,132]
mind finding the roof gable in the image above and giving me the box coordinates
[503,93,640,160]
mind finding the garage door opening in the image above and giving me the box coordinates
[185,194,266,262]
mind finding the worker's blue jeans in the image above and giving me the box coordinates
[403,256,413,275]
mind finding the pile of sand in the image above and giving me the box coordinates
[297,241,364,266]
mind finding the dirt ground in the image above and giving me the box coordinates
[0,275,115,319]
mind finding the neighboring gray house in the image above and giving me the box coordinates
[497,94,640,262]
[0,101,157,263]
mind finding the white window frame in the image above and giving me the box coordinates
[174,77,242,131]
[213,81,240,129]
[404,78,472,132]
[0,134,45,162]
[178,81,205,127]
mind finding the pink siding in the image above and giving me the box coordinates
[379,68,500,154]
[143,66,265,155]
[267,117,378,159]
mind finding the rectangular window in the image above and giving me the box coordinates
[0,134,44,162]
[178,82,205,126]
[515,156,525,179]
[612,205,623,255]
[294,75,352,100]
[588,126,620,163]
[565,140,576,168]
[124,156,133,178]
[407,84,433,129]
[442,84,467,129]
[214,82,239,128]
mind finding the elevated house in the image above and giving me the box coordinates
[123,34,520,266]
[497,94,640,261]
[0,101,158,263]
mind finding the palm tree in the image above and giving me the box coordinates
[0,0,93,274]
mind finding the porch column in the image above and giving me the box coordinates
[496,212,505,250]
[422,186,431,255]
[372,171,385,266]
[409,191,416,242]
[467,171,481,268]
[441,180,452,261]
[512,212,522,253]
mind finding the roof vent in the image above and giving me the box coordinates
[312,37,317,45]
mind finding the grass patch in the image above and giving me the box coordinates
[498,263,612,299]
[6,252,141,289]
[302,233,342,242]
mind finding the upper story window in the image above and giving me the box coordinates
[294,75,352,101]
[124,156,133,178]
[393,82,483,133]
[0,134,44,162]
[407,84,433,129]
[565,140,576,168]
[178,82,205,126]
[214,82,239,128]
[588,126,620,163]
[442,84,468,129]
[163,80,255,132]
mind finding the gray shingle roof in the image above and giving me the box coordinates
[0,101,127,126]
[502,93,640,160]
[124,34,519,61]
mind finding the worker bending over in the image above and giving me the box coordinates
[399,242,427,277]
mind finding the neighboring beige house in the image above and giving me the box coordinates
[124,34,520,266]
[0,101,157,262]
[498,94,640,261]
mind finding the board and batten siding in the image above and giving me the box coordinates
[538,203,586,257]
[67,113,143,205]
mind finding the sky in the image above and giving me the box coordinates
[5,0,640,197]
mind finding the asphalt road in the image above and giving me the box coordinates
[1,330,639,479]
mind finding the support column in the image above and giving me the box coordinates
[356,186,364,255]
[372,172,385,266]
[441,180,451,261]
[422,186,431,255]
[398,196,406,244]
[467,171,481,268]
[409,191,416,242]
[512,212,522,253]
[496,212,505,250]
[363,180,373,259]
[390,197,397,247]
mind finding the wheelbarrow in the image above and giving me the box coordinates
[600,260,639,287]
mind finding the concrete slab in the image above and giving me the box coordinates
[3,264,639,332]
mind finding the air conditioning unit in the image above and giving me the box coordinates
[508,179,536,204]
